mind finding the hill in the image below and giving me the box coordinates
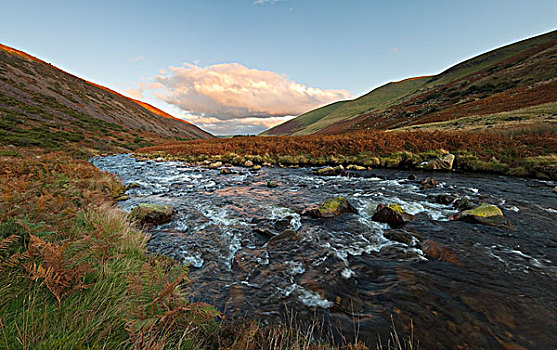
[264,30,557,135]
[0,43,212,153]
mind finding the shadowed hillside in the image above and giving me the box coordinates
[0,43,212,153]
[264,30,557,135]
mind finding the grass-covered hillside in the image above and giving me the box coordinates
[264,29,557,136]
[0,44,212,155]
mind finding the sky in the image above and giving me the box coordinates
[1,0,556,135]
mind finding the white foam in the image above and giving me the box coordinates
[341,268,355,279]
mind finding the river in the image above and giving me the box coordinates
[92,154,557,349]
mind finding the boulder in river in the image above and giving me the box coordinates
[252,165,262,171]
[451,202,510,227]
[433,194,457,205]
[267,181,278,188]
[383,229,419,247]
[372,203,414,228]
[220,167,232,174]
[130,203,175,225]
[244,160,254,167]
[419,153,456,170]
[453,197,476,211]
[554,186,557,194]
[420,176,438,189]
[306,197,358,218]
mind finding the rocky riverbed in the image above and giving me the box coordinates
[93,154,557,350]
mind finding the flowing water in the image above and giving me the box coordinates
[93,154,557,349]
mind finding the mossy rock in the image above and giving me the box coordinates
[252,165,262,170]
[267,181,278,188]
[307,197,357,218]
[452,203,510,227]
[130,203,175,225]
[372,203,413,228]
[244,160,254,167]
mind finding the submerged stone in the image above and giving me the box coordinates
[130,203,175,225]
[422,240,462,266]
[268,229,297,244]
[267,181,278,188]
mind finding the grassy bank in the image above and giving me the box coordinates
[134,129,557,180]
[0,147,417,349]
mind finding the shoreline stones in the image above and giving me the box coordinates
[314,165,346,176]
[419,153,456,171]
[372,203,414,228]
[208,161,222,169]
[450,203,510,227]
[346,164,366,171]
[305,197,358,218]
[130,203,175,225]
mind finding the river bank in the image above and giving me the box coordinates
[133,130,557,180]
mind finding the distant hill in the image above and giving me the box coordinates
[263,30,557,135]
[0,43,212,152]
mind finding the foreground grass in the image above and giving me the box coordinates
[0,148,418,349]
[136,129,557,180]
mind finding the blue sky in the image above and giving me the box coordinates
[1,0,556,135]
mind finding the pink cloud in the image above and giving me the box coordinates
[153,63,353,118]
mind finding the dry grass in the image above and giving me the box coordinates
[0,147,419,349]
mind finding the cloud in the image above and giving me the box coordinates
[130,55,145,62]
[389,48,400,59]
[254,0,283,4]
[125,82,147,99]
[153,62,352,118]
[183,114,296,135]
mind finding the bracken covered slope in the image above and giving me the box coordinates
[264,29,557,135]
[0,43,212,152]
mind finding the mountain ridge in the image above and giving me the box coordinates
[0,42,212,152]
[264,30,557,136]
